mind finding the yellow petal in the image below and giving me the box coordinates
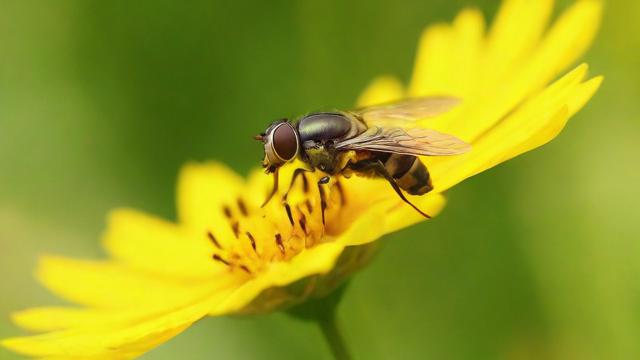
[2,290,231,359]
[12,307,138,333]
[409,8,485,97]
[422,0,601,143]
[429,64,600,192]
[446,8,486,97]
[177,161,246,237]
[356,76,405,107]
[213,241,345,315]
[530,0,603,83]
[337,192,447,247]
[310,169,447,244]
[208,189,445,315]
[36,256,221,309]
[409,0,553,98]
[508,75,603,156]
[482,0,553,81]
[103,209,223,278]
[566,75,603,117]
[408,24,455,96]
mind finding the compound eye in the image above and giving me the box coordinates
[272,123,299,161]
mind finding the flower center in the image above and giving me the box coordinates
[206,171,350,276]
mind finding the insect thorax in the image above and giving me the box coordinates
[297,111,366,174]
[297,112,365,143]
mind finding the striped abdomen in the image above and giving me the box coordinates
[381,153,433,195]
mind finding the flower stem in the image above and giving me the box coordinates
[286,283,352,360]
[318,310,352,360]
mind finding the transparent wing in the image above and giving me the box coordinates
[353,96,461,127]
[335,126,471,156]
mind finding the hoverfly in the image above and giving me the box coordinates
[255,97,471,220]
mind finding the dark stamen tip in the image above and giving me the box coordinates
[284,203,294,226]
[223,206,233,219]
[212,254,230,266]
[246,231,257,252]
[299,213,307,234]
[237,198,249,217]
[231,221,240,239]
[239,265,252,274]
[207,231,222,250]
[275,233,285,255]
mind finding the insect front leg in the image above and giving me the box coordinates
[261,168,280,208]
[282,167,313,202]
[317,176,330,225]
[281,167,314,227]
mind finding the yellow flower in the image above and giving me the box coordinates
[2,0,603,358]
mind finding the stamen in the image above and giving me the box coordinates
[298,213,308,234]
[239,265,252,274]
[237,198,249,217]
[231,221,240,239]
[284,203,294,226]
[223,206,233,219]
[275,233,285,255]
[212,254,230,266]
[212,173,336,270]
[207,231,222,250]
[246,231,257,253]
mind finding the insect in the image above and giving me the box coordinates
[255,97,471,221]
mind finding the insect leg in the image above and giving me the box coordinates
[317,176,330,225]
[371,160,431,219]
[278,168,314,228]
[283,168,313,201]
[261,169,280,208]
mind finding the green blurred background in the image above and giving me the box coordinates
[1,0,638,359]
